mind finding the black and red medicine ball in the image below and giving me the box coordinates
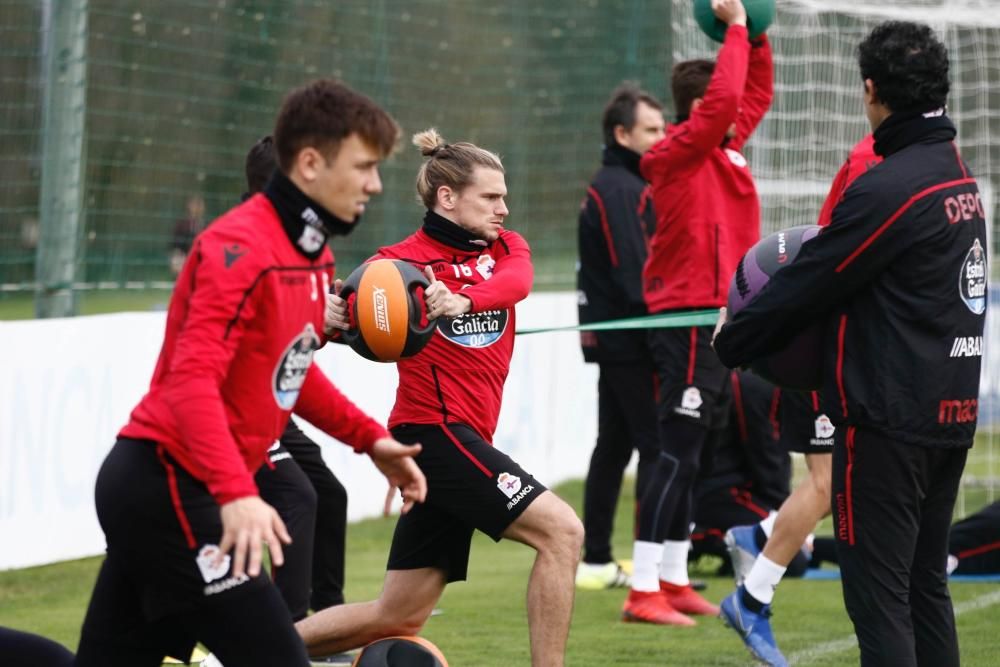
[339,259,436,362]
[351,636,448,667]
[727,225,824,390]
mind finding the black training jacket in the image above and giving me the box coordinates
[714,111,986,449]
[577,143,657,363]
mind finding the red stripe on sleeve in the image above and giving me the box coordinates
[837,315,849,418]
[835,178,977,273]
[587,187,619,267]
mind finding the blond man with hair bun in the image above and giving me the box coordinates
[300,129,584,666]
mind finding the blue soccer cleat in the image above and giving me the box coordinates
[725,524,762,586]
[719,587,788,667]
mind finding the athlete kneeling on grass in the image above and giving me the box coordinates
[298,129,585,666]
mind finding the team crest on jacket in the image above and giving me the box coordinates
[475,254,496,280]
[272,323,321,409]
[959,238,986,315]
[724,148,748,168]
[438,308,509,348]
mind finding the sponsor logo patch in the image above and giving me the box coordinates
[204,573,250,596]
[959,238,986,315]
[950,336,983,358]
[372,286,391,333]
[272,323,321,409]
[506,485,535,511]
[938,398,978,424]
[224,244,247,268]
[437,308,509,348]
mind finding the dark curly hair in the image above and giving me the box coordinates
[857,21,949,113]
[244,135,276,195]
[273,79,400,172]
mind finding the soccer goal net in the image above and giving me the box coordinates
[671,0,1000,517]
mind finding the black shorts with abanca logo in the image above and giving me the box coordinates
[647,325,732,429]
[387,423,546,582]
[779,389,836,455]
[80,438,308,666]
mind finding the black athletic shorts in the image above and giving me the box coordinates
[387,423,546,582]
[78,438,308,666]
[779,389,836,455]
[647,325,731,429]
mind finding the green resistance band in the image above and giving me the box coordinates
[515,309,720,335]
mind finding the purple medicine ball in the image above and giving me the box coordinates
[727,225,823,390]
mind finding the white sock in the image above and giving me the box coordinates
[744,554,786,605]
[804,533,815,552]
[631,541,663,592]
[759,511,778,539]
[658,540,690,586]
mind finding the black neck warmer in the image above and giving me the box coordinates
[873,107,956,159]
[263,170,357,260]
[604,142,642,178]
[421,209,488,250]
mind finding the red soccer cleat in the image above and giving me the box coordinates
[622,589,697,626]
[660,581,720,616]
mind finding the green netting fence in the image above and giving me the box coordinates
[0,0,674,304]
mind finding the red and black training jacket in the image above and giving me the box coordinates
[577,143,656,363]
[715,111,986,449]
[640,25,772,313]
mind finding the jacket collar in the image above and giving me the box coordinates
[421,209,489,250]
[603,143,642,178]
[873,107,956,158]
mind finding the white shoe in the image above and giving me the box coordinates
[575,561,631,590]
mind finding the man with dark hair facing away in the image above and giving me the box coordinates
[714,21,984,667]
[74,80,426,667]
[627,0,773,625]
[575,83,665,592]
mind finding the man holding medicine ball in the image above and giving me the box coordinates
[301,128,584,667]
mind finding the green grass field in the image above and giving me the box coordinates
[2,292,998,663]
[1,478,998,666]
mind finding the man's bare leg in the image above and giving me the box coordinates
[295,567,446,657]
[761,452,832,565]
[502,491,584,667]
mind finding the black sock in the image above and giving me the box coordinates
[754,524,768,550]
[740,587,767,614]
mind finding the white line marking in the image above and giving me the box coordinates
[788,588,1000,665]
